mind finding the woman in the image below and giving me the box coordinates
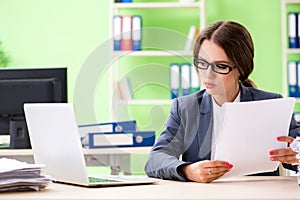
[144,21,300,183]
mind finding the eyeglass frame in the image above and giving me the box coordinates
[193,58,238,75]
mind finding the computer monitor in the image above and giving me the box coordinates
[0,67,67,149]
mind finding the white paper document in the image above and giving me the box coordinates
[214,98,296,179]
[0,158,51,192]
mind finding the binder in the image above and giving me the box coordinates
[288,61,297,97]
[121,15,132,51]
[181,63,191,96]
[170,63,180,99]
[193,27,201,41]
[293,112,300,124]
[288,12,298,48]
[184,26,196,52]
[118,77,132,100]
[88,131,155,148]
[190,67,200,93]
[113,15,122,51]
[132,15,142,51]
[298,13,300,48]
[297,61,300,97]
[78,120,136,138]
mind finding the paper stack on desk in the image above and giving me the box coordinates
[0,158,51,192]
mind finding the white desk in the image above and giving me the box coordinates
[1,176,300,200]
[0,147,151,175]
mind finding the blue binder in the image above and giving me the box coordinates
[293,112,300,124]
[298,13,300,48]
[113,15,122,51]
[190,66,200,94]
[181,63,191,96]
[170,63,180,99]
[132,15,142,51]
[79,120,136,137]
[88,131,155,148]
[297,62,300,97]
[288,12,298,48]
[288,61,298,97]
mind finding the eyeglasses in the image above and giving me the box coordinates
[193,58,237,75]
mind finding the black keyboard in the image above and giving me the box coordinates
[88,176,121,183]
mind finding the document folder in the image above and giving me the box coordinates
[288,12,298,48]
[121,15,132,50]
[79,120,136,138]
[298,13,300,48]
[190,67,200,93]
[181,63,191,96]
[184,26,196,52]
[170,63,180,99]
[132,15,142,51]
[88,131,155,148]
[113,15,122,51]
[297,62,300,97]
[288,61,297,97]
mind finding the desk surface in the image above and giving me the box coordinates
[2,176,300,200]
[0,147,151,156]
[0,147,152,175]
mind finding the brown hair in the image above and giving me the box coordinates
[193,21,256,88]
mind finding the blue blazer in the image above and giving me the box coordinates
[144,85,300,181]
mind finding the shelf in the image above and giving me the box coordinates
[285,48,300,54]
[281,0,300,100]
[117,99,173,105]
[109,0,205,121]
[113,50,193,57]
[113,2,202,9]
[283,0,300,4]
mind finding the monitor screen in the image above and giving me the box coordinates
[0,67,67,149]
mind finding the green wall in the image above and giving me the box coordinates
[0,0,288,174]
[206,0,282,94]
[0,0,110,124]
[0,0,285,123]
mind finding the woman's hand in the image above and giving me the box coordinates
[269,136,298,164]
[179,160,233,183]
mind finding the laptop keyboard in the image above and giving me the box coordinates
[88,177,121,183]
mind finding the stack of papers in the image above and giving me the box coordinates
[214,98,295,179]
[0,158,52,192]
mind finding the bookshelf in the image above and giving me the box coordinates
[113,50,194,57]
[109,0,206,127]
[281,0,300,176]
[113,2,203,9]
[281,0,300,102]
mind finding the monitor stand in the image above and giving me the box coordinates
[9,116,31,149]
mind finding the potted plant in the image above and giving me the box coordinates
[0,41,9,67]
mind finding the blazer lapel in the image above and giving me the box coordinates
[197,92,213,160]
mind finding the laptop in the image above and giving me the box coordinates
[23,103,157,187]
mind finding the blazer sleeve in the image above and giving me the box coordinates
[144,98,189,181]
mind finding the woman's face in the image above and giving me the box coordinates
[196,39,240,102]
